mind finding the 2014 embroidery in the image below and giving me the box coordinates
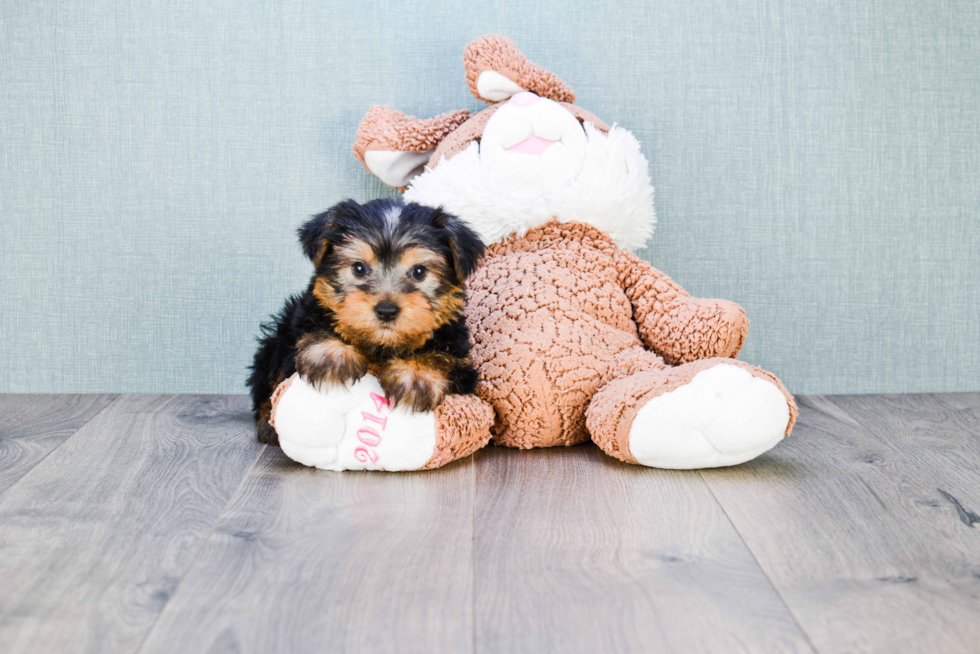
[353,392,391,464]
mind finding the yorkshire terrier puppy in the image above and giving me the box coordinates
[247,199,485,445]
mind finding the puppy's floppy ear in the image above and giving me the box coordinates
[431,207,485,281]
[298,201,356,267]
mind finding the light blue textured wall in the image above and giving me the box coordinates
[2,0,978,394]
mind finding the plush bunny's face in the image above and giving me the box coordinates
[479,92,589,196]
[353,35,656,251]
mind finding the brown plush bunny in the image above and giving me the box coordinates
[269,35,796,471]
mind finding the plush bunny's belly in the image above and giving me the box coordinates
[464,222,665,448]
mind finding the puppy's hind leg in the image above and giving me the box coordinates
[248,325,285,445]
[256,401,279,445]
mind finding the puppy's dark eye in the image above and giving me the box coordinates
[352,262,368,278]
[410,265,427,281]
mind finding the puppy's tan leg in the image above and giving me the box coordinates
[295,333,368,387]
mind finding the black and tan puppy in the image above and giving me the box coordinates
[247,199,485,445]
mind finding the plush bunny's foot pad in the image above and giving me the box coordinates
[270,374,492,471]
[587,359,797,469]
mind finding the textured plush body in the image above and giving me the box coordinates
[464,221,795,451]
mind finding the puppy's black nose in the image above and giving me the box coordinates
[374,301,400,323]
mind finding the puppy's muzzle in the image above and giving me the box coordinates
[374,301,400,323]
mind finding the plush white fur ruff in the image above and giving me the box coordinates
[404,123,656,251]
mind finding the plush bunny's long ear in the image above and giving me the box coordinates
[353,106,469,188]
[463,35,575,104]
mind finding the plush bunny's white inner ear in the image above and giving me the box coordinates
[477,71,525,102]
[364,150,433,188]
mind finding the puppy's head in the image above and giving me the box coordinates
[299,199,484,350]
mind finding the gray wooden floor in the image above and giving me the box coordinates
[1,393,979,653]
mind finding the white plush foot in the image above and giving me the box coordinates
[273,375,436,471]
[628,364,790,469]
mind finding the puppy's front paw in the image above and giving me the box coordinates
[295,335,368,387]
[378,357,450,413]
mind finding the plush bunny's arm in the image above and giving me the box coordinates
[616,251,749,366]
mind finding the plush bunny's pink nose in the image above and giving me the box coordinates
[508,91,541,107]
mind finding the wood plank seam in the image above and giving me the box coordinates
[137,444,477,653]
[472,445,815,653]
[698,467,821,654]
[0,394,122,500]
[701,393,980,653]
[132,442,268,654]
[471,453,477,654]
